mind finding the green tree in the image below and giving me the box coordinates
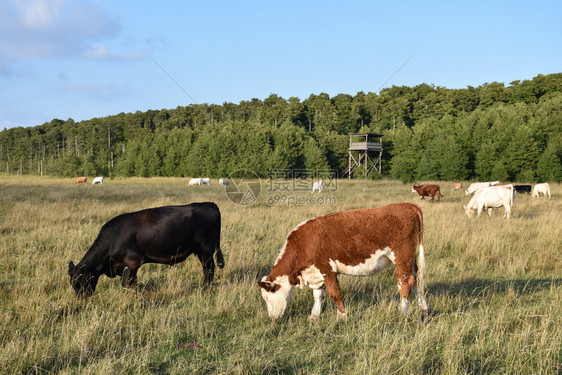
[303,137,330,172]
[536,137,562,182]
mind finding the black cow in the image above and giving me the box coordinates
[513,185,532,194]
[68,202,224,298]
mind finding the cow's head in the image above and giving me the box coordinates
[68,261,98,298]
[258,276,294,319]
[463,205,474,217]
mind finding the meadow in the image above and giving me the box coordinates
[0,176,560,374]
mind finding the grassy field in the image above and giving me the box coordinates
[0,176,560,374]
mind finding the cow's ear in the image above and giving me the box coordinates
[68,261,75,275]
[258,280,281,293]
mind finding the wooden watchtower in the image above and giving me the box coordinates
[346,133,383,179]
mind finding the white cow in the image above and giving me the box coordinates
[464,185,515,219]
[219,178,228,186]
[188,178,202,186]
[465,181,500,196]
[92,176,104,185]
[201,178,211,185]
[532,183,551,198]
[312,180,324,192]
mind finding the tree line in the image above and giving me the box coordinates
[1,73,561,182]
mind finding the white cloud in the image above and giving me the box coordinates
[86,44,149,61]
[0,0,124,60]
[16,0,64,28]
[56,81,129,99]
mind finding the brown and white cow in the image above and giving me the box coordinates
[411,184,441,201]
[258,203,428,321]
[74,176,87,184]
[451,182,463,190]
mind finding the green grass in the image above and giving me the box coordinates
[0,176,560,374]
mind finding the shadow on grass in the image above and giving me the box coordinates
[430,277,560,297]
[289,276,561,320]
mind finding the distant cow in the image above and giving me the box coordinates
[513,185,532,194]
[258,203,429,321]
[312,180,324,192]
[74,177,87,184]
[68,202,224,298]
[532,183,551,198]
[463,185,515,219]
[451,182,463,190]
[188,178,202,186]
[219,178,228,186]
[465,181,499,195]
[92,177,104,185]
[411,184,441,201]
[201,178,211,185]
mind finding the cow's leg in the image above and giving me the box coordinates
[324,274,346,316]
[487,208,493,217]
[196,253,215,289]
[309,286,326,321]
[430,194,434,202]
[476,202,484,218]
[198,233,220,288]
[396,266,415,316]
[121,254,143,287]
[121,266,138,288]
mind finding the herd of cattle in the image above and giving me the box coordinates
[67,177,553,320]
[411,181,551,219]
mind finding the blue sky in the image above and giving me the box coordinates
[1,0,561,129]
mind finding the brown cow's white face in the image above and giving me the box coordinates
[258,276,294,319]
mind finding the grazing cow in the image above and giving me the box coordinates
[411,184,441,201]
[258,203,428,321]
[465,181,499,195]
[201,178,211,185]
[463,185,515,219]
[92,177,104,185]
[532,183,551,198]
[188,178,202,186]
[68,202,224,298]
[74,177,87,184]
[513,185,532,194]
[312,180,324,193]
[219,178,228,186]
[451,182,463,190]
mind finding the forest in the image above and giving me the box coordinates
[1,73,561,182]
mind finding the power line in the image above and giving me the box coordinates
[149,55,198,104]
[378,54,415,92]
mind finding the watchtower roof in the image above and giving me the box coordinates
[349,132,383,138]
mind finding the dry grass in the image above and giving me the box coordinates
[0,176,560,374]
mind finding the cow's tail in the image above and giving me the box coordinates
[215,220,224,269]
[415,206,426,306]
[216,207,225,269]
